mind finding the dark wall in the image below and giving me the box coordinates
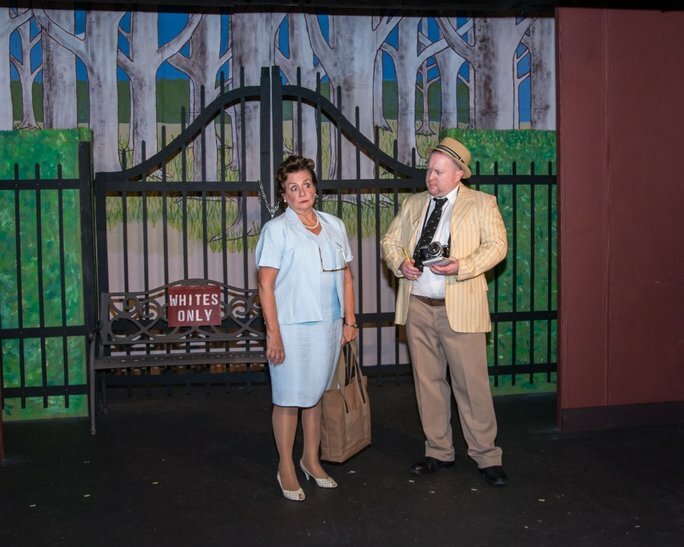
[557,8,684,430]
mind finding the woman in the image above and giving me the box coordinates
[255,155,358,502]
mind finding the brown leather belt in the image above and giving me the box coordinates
[412,295,445,307]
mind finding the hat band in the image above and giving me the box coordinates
[434,144,468,168]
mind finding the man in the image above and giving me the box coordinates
[380,137,508,486]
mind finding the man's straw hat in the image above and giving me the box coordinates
[432,137,472,179]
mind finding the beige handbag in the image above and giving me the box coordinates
[320,342,371,463]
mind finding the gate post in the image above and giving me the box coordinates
[270,64,284,199]
[79,142,97,334]
[260,67,273,227]
[0,386,4,463]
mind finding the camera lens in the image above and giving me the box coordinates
[426,241,442,255]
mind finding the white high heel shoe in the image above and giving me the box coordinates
[277,472,305,502]
[300,460,338,489]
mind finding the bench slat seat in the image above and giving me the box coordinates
[93,350,267,370]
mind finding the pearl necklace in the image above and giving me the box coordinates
[301,214,320,230]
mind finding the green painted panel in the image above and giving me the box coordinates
[0,191,19,329]
[19,191,41,327]
[2,339,21,388]
[442,128,556,175]
[1,129,91,421]
[0,128,91,179]
[22,338,43,387]
[490,372,557,395]
[2,395,87,420]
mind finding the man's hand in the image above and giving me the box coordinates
[401,258,422,281]
[430,257,459,276]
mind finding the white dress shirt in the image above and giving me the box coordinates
[412,185,460,298]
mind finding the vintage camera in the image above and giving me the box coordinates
[417,241,450,266]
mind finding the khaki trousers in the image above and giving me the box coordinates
[405,296,502,468]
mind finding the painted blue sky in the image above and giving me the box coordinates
[9,11,532,122]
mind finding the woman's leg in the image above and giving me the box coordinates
[300,401,328,478]
[272,404,300,490]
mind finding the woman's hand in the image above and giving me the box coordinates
[266,331,285,365]
[258,266,285,365]
[341,322,358,345]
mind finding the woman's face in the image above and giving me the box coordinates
[282,169,316,215]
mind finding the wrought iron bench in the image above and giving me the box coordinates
[89,279,267,434]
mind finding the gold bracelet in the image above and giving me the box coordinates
[344,322,358,329]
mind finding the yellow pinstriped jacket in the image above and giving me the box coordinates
[380,184,507,333]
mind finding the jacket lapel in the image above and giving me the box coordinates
[284,207,310,236]
[450,184,475,235]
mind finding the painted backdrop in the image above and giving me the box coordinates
[1,8,557,419]
[4,9,555,171]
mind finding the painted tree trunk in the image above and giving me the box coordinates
[436,47,466,132]
[42,9,77,129]
[471,18,530,129]
[306,14,396,179]
[33,9,124,171]
[0,9,31,130]
[394,19,421,165]
[83,12,124,172]
[126,12,161,165]
[278,13,319,162]
[125,12,201,166]
[15,22,38,129]
[232,13,280,183]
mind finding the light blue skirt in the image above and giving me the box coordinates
[270,238,343,407]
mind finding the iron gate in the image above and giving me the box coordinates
[93,66,425,376]
[93,65,557,387]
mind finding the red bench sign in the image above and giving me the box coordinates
[167,285,221,327]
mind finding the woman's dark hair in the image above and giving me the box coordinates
[276,155,318,193]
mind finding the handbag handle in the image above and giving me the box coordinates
[331,342,360,387]
[331,342,367,404]
[344,342,355,382]
[343,342,368,404]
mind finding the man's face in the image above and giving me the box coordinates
[425,151,463,197]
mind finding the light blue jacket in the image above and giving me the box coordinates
[255,207,353,325]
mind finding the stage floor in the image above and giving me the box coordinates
[2,380,683,546]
